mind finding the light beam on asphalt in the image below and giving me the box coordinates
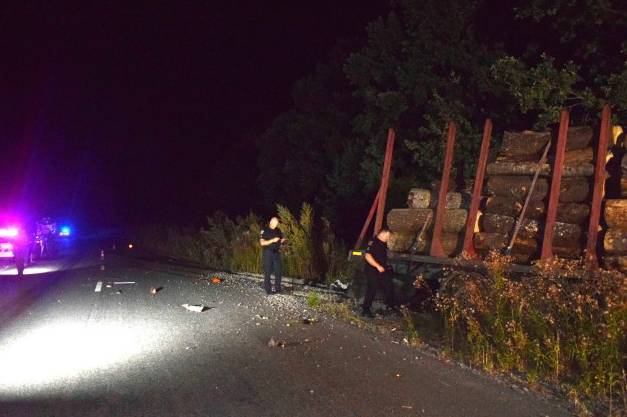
[0,319,171,398]
[0,266,58,276]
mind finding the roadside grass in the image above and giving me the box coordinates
[306,290,321,308]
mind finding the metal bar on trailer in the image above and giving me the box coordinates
[541,109,570,260]
[462,119,492,258]
[585,104,612,269]
[430,122,457,257]
[507,141,551,254]
[374,128,396,234]
[389,252,536,275]
[354,188,380,250]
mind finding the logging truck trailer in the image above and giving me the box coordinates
[351,105,621,281]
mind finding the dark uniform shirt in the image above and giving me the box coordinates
[365,236,387,275]
[260,227,283,253]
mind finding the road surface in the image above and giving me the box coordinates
[0,248,572,417]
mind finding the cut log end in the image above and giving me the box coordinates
[604,229,627,255]
[604,199,627,229]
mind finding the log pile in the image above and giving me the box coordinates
[600,134,627,273]
[387,186,468,256]
[475,127,595,261]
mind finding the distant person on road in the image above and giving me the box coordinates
[259,216,285,295]
[361,228,398,318]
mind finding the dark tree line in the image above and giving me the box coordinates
[257,0,627,240]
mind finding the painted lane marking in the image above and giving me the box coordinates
[113,281,136,285]
[95,281,103,292]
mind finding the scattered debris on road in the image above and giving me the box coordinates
[150,286,163,295]
[267,337,286,348]
[210,276,222,284]
[115,290,123,295]
[302,317,317,325]
[330,279,349,291]
[182,304,211,312]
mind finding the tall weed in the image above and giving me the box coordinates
[434,251,626,412]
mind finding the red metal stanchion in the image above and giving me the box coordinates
[430,122,457,258]
[354,188,380,250]
[541,109,570,260]
[585,104,612,269]
[374,128,396,234]
[353,128,396,250]
[463,119,492,258]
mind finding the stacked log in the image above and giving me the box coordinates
[407,188,462,209]
[601,136,627,273]
[475,127,595,261]
[623,153,627,198]
[387,186,468,256]
[602,198,627,274]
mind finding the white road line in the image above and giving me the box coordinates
[95,281,103,292]
[113,281,136,285]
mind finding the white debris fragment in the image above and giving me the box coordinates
[330,279,348,290]
[182,304,208,312]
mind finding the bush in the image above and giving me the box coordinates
[134,203,354,283]
[278,203,317,281]
[229,213,263,274]
[434,252,626,412]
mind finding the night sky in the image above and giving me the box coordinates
[0,1,388,228]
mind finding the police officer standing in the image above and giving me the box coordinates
[361,228,398,318]
[259,216,285,294]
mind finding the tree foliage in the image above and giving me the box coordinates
[491,0,627,126]
[257,0,627,241]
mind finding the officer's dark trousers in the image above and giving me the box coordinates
[263,251,282,293]
[362,271,395,312]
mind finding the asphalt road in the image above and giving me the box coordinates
[0,248,573,417]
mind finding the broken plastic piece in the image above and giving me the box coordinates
[331,279,349,290]
[182,304,209,312]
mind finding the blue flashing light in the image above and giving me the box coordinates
[59,226,71,237]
